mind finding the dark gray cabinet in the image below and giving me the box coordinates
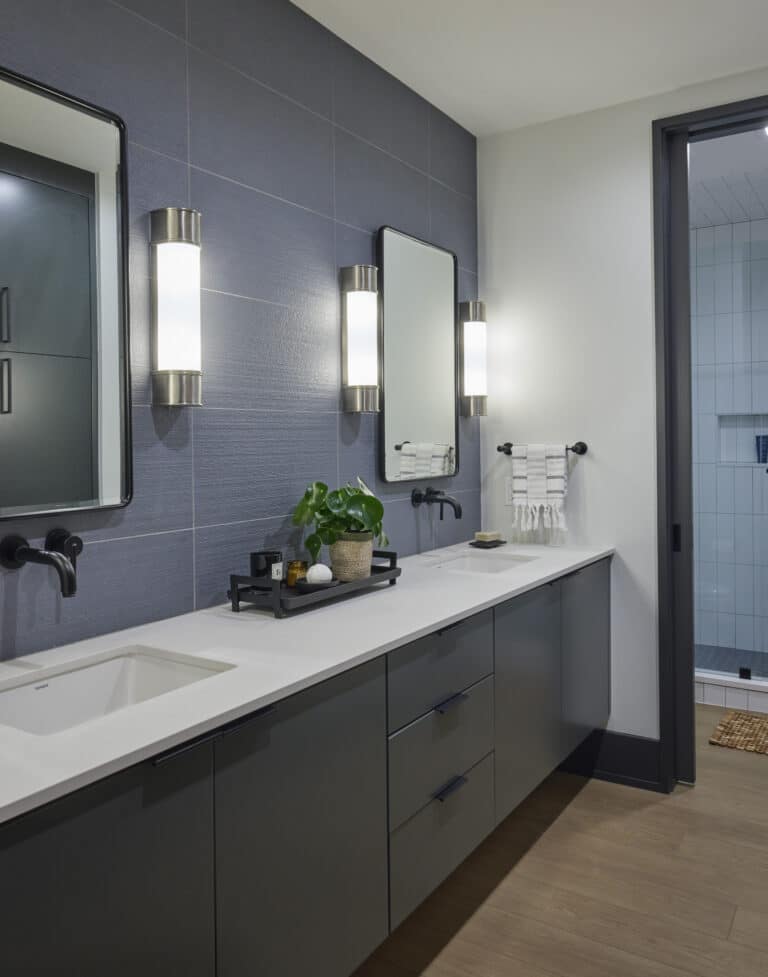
[214,660,389,977]
[561,558,611,756]
[494,581,562,823]
[0,741,215,977]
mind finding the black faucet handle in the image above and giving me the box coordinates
[45,529,84,569]
[0,534,28,570]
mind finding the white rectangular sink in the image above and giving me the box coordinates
[440,553,537,574]
[0,646,235,736]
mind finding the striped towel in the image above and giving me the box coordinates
[511,444,568,531]
[399,443,454,478]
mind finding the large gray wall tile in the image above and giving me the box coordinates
[116,0,187,38]
[192,169,335,308]
[0,532,193,660]
[430,180,478,272]
[335,130,429,239]
[128,142,189,280]
[429,107,477,198]
[0,0,188,159]
[189,49,334,215]
[195,516,304,607]
[333,40,429,172]
[194,409,337,526]
[202,290,339,411]
[188,0,334,116]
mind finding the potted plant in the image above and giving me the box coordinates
[292,478,388,581]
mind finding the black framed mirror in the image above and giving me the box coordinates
[0,66,131,521]
[377,227,459,483]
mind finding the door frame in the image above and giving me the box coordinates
[653,94,768,790]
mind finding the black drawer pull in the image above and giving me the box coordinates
[438,619,465,636]
[433,690,469,715]
[0,287,9,343]
[221,703,277,737]
[152,729,221,766]
[432,774,468,803]
[0,358,10,414]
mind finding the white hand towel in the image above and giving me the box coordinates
[511,444,568,532]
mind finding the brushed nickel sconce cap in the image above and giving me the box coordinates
[150,207,201,246]
[462,394,487,417]
[341,264,378,292]
[342,386,380,413]
[152,370,202,407]
[459,300,486,322]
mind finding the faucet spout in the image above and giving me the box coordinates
[0,531,83,598]
[410,487,463,520]
[15,545,78,597]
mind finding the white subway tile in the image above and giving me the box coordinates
[716,513,735,562]
[751,259,768,311]
[734,467,753,514]
[698,609,718,645]
[697,513,718,564]
[726,687,750,709]
[734,513,755,565]
[748,690,768,713]
[734,615,755,652]
[735,563,755,615]
[716,562,736,613]
[717,612,736,647]
[732,362,753,413]
[704,683,726,706]
[697,226,715,266]
[715,263,733,314]
[716,465,734,513]
[716,364,734,414]
[734,221,750,261]
[695,682,705,703]
[698,265,715,315]
[733,312,751,364]
[714,224,733,265]
[733,261,750,313]
[699,463,716,513]
[697,316,715,365]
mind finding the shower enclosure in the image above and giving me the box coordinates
[690,130,768,679]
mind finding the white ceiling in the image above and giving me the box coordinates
[295,0,768,136]
[689,129,768,227]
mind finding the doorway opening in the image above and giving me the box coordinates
[654,97,768,789]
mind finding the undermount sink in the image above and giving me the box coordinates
[423,549,538,575]
[0,646,235,736]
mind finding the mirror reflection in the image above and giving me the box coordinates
[0,71,128,519]
[379,227,458,482]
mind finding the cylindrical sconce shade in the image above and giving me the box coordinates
[150,207,202,406]
[459,300,488,417]
[341,264,380,413]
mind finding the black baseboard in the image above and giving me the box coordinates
[559,729,667,793]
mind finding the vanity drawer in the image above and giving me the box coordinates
[389,752,495,930]
[388,675,494,830]
[387,610,493,732]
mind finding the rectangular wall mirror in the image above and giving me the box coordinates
[378,227,458,482]
[0,67,130,520]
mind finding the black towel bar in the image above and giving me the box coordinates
[496,441,588,456]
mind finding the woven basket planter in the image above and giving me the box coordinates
[329,531,373,582]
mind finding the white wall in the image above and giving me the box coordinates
[478,65,768,740]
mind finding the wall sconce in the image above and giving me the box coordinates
[459,300,488,417]
[150,207,202,406]
[341,264,380,413]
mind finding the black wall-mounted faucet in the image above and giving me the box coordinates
[411,487,463,521]
[0,529,83,597]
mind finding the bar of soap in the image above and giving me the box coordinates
[307,563,332,583]
[474,531,501,542]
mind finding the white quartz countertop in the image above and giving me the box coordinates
[0,541,613,825]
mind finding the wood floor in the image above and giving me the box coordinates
[355,705,768,977]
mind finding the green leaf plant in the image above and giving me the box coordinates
[292,477,389,564]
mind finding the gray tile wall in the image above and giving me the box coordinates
[0,0,479,659]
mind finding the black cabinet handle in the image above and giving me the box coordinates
[433,690,469,715]
[152,729,221,766]
[432,774,468,803]
[438,619,465,636]
[221,703,277,737]
[0,287,9,343]
[0,358,10,414]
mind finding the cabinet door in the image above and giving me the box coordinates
[215,660,389,977]
[0,742,215,977]
[1,352,94,507]
[494,582,562,823]
[561,558,611,757]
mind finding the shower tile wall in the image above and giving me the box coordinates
[692,220,768,654]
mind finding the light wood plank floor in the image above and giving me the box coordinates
[355,705,768,977]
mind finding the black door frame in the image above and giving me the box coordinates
[653,94,768,790]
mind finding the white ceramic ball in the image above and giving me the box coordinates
[307,563,332,583]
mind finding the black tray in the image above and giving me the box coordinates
[228,551,401,618]
[469,539,507,549]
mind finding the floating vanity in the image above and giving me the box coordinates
[0,542,612,977]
